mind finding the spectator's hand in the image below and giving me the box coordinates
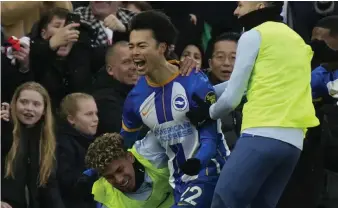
[49,23,80,50]
[180,158,201,176]
[189,14,197,25]
[1,103,10,122]
[104,14,126,32]
[12,43,30,67]
[186,94,212,127]
[180,56,199,76]
[1,201,12,208]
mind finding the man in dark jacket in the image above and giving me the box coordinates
[30,8,106,111]
[91,41,138,136]
[207,32,242,149]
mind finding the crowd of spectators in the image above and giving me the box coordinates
[1,1,338,208]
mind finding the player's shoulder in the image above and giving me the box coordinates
[185,70,212,86]
[128,76,148,97]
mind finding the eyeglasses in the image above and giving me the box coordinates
[212,53,236,63]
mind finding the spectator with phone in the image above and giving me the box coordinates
[1,82,64,208]
[29,7,106,111]
[56,93,99,208]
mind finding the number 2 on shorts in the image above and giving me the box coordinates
[180,186,203,206]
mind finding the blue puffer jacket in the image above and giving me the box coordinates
[311,65,338,103]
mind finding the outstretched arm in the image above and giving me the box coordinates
[209,30,261,120]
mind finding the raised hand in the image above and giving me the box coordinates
[49,23,80,50]
[104,14,126,32]
[180,56,200,76]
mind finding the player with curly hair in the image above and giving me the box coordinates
[85,133,173,208]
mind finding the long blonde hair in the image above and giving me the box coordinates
[5,82,56,187]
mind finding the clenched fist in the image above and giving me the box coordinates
[103,14,126,32]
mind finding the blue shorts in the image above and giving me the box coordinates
[171,175,218,208]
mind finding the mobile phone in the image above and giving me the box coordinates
[66,13,81,25]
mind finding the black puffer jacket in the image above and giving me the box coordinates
[90,70,134,136]
[1,123,64,208]
[56,122,96,208]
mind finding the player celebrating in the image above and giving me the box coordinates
[86,133,174,208]
[121,11,229,208]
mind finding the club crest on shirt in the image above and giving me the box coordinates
[205,91,216,105]
[173,94,188,111]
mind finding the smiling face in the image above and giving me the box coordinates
[129,29,166,76]
[106,45,139,85]
[103,152,136,193]
[15,90,45,126]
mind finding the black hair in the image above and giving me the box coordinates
[316,15,338,36]
[38,7,69,32]
[129,10,178,46]
[180,43,204,60]
[210,32,241,54]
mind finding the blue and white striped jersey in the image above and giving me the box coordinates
[121,69,230,188]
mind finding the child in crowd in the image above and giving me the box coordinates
[1,82,64,208]
[57,93,99,208]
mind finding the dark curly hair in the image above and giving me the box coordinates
[85,133,127,175]
[129,10,178,46]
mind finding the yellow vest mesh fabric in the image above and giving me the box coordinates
[241,21,319,134]
[92,147,174,208]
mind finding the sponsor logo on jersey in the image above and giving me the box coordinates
[173,94,188,111]
[154,122,194,142]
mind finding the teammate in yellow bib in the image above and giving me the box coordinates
[85,133,174,208]
[186,2,319,208]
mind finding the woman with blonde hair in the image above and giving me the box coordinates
[1,82,64,208]
[57,93,98,208]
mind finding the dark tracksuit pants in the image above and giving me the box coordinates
[211,134,301,208]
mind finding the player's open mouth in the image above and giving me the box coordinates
[120,179,129,187]
[134,60,146,70]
